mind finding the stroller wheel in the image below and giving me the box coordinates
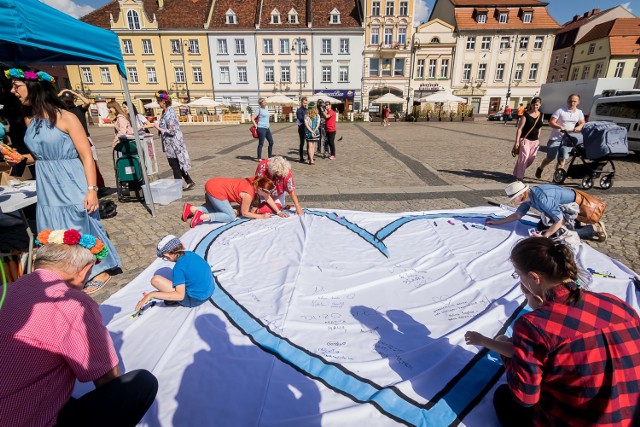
[580,176,594,190]
[600,174,614,190]
[552,169,567,184]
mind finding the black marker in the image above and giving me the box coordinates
[433,221,438,227]
[463,224,469,230]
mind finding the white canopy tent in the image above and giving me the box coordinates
[308,93,343,104]
[371,93,405,104]
[419,92,468,103]
[264,93,298,106]
[187,96,225,108]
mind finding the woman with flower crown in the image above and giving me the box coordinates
[3,68,121,293]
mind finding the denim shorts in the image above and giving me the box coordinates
[180,294,208,308]
[546,138,571,160]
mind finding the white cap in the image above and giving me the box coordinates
[157,234,182,257]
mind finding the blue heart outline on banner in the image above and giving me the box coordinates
[194,211,527,426]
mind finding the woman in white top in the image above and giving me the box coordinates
[122,102,152,136]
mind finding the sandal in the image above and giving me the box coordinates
[83,279,107,294]
[595,221,607,242]
[535,167,543,179]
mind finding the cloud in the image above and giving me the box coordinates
[620,2,633,13]
[413,0,430,27]
[40,0,95,18]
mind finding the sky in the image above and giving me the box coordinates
[44,0,636,24]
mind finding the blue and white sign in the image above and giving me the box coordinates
[316,89,355,99]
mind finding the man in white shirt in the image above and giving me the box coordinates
[535,94,585,179]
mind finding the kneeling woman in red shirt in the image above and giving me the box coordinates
[182,176,278,227]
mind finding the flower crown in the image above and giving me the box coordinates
[155,92,172,100]
[35,229,109,261]
[4,68,55,83]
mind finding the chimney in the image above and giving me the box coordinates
[593,8,600,14]
[573,15,580,22]
[583,12,589,18]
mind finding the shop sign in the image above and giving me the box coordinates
[315,89,355,99]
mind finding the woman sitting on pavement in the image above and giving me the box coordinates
[469,237,640,427]
[486,182,607,249]
[182,176,277,227]
[255,156,304,216]
[0,229,158,427]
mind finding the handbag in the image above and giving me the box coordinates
[573,189,606,224]
[512,113,540,157]
[249,109,260,139]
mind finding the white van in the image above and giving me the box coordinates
[590,95,640,154]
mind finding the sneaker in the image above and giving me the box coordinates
[535,167,543,179]
[329,156,336,160]
[190,210,204,228]
[182,203,194,222]
[595,221,607,242]
[184,182,196,191]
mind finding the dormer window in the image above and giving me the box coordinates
[271,9,281,24]
[126,10,140,30]
[330,8,341,24]
[288,9,298,24]
[477,12,487,24]
[498,12,508,24]
[225,9,237,24]
[523,12,532,23]
[431,37,440,43]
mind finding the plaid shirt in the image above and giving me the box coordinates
[504,284,640,426]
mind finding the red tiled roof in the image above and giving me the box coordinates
[556,7,612,35]
[208,0,259,29]
[610,36,640,56]
[311,0,361,28]
[258,0,309,28]
[454,6,559,30]
[450,0,547,6]
[577,18,640,45]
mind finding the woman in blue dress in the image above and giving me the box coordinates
[4,68,121,293]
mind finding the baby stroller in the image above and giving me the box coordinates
[113,136,144,202]
[552,121,628,190]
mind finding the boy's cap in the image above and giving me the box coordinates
[157,234,182,257]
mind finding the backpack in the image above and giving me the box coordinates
[99,200,118,219]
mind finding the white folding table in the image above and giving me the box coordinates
[0,181,37,273]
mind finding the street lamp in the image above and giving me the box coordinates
[406,35,421,115]
[176,39,193,103]
[293,38,308,100]
[505,35,519,108]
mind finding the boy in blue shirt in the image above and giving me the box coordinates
[135,235,214,311]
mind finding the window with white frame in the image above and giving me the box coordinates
[322,39,331,54]
[581,65,590,80]
[563,54,568,63]
[280,39,290,54]
[499,37,510,49]
[288,9,298,24]
[533,36,543,50]
[81,67,93,83]
[369,58,379,76]
[466,36,476,50]
[428,59,436,78]
[281,65,291,82]
[265,66,274,82]
[400,1,408,16]
[189,40,200,54]
[340,39,349,54]
[235,39,245,54]
[372,1,380,16]
[514,63,524,81]
[122,39,133,54]
[477,12,487,23]
[593,63,603,78]
[440,59,449,78]
[481,36,491,50]
[297,65,307,83]
[394,58,404,76]
[523,11,532,23]
[588,43,595,55]
[225,9,237,24]
[218,39,228,55]
[495,63,505,81]
[339,66,349,82]
[462,64,471,81]
[322,66,331,82]
[127,66,139,83]
[175,67,185,83]
[417,59,424,78]
[295,39,307,54]
[170,40,181,54]
[271,9,281,24]
[477,63,486,81]
[499,12,508,23]
[385,1,394,15]
[384,28,393,45]
[330,8,340,24]
[142,39,153,54]
[147,66,157,83]
[519,37,529,50]
[398,27,407,44]
[127,10,140,30]
[100,67,112,84]
[220,66,230,83]
[554,55,558,65]
[237,66,248,83]
[263,39,273,54]
[571,67,579,80]
[193,67,203,83]
[371,27,380,45]
[633,60,639,78]
[528,63,538,81]
[614,62,625,78]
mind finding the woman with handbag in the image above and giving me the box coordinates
[252,98,274,161]
[512,97,542,181]
[304,103,320,165]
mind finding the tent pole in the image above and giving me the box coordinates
[121,76,157,217]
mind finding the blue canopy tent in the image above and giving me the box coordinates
[0,0,156,215]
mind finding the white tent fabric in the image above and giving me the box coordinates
[78,206,640,426]
[309,93,343,104]
[419,92,468,103]
[372,93,406,104]
[264,93,298,105]
[187,97,225,108]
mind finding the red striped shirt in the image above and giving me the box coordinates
[0,269,119,427]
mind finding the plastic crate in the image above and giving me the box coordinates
[144,179,182,205]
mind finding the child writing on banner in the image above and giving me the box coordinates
[135,235,214,311]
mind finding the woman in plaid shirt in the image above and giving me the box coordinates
[488,237,639,426]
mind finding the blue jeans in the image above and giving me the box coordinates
[257,127,274,159]
[197,193,236,223]
[180,294,208,307]
[537,221,595,240]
